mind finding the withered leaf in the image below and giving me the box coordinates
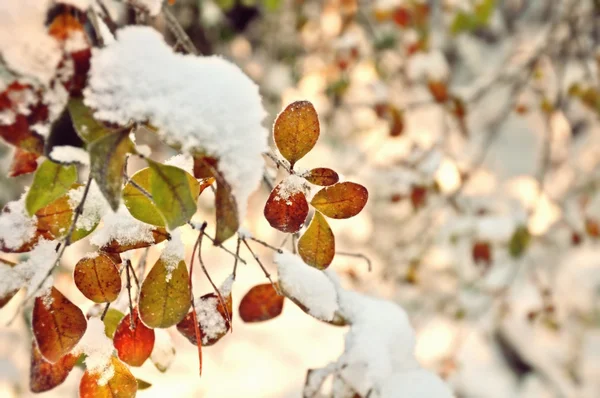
[74,253,122,303]
[239,283,284,323]
[304,168,339,186]
[177,291,232,346]
[273,100,320,168]
[9,148,38,177]
[30,341,78,393]
[298,212,335,269]
[310,182,368,219]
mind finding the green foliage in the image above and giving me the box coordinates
[509,225,531,258]
[25,160,77,216]
[451,0,496,35]
[68,98,111,144]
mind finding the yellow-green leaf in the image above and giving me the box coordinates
[215,178,239,245]
[102,308,125,338]
[298,212,335,269]
[123,167,200,227]
[68,98,111,144]
[273,100,320,168]
[25,160,77,216]
[147,160,197,230]
[89,131,134,211]
[79,357,137,398]
[138,259,191,328]
[310,182,368,219]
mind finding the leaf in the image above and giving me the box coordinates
[123,167,200,227]
[100,227,169,253]
[68,98,111,144]
[310,182,368,219]
[147,160,197,229]
[113,309,155,367]
[89,130,134,211]
[239,283,284,323]
[30,341,78,393]
[215,177,239,244]
[25,159,77,216]
[32,287,87,363]
[102,309,125,338]
[273,100,320,168]
[177,292,233,346]
[79,356,137,398]
[137,378,152,390]
[264,182,309,233]
[138,258,191,328]
[298,212,335,269]
[509,225,531,258]
[74,253,122,303]
[9,148,38,177]
[304,168,339,186]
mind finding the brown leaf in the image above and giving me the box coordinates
[304,168,339,186]
[30,341,78,393]
[74,253,122,303]
[113,309,155,367]
[100,227,169,253]
[298,212,335,269]
[410,185,427,210]
[472,241,492,266]
[273,101,320,168]
[79,356,137,398]
[264,182,309,233]
[9,148,39,177]
[310,182,368,219]
[32,287,87,363]
[239,283,284,323]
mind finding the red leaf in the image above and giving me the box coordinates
[9,148,39,177]
[264,181,309,233]
[239,283,284,323]
[113,309,155,367]
[30,341,78,393]
[177,291,233,346]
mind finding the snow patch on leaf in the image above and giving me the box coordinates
[275,175,309,204]
[75,317,115,386]
[89,205,155,248]
[0,193,37,250]
[165,153,194,175]
[160,228,185,282]
[50,145,90,165]
[68,181,111,232]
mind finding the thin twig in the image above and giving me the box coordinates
[0,257,16,266]
[162,4,199,55]
[189,224,204,377]
[100,302,111,320]
[232,237,242,280]
[137,247,150,278]
[241,239,281,295]
[243,235,283,254]
[336,252,373,272]
[125,261,135,330]
[126,259,140,289]
[187,222,247,264]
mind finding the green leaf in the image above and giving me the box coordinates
[147,160,198,230]
[138,259,191,328]
[137,378,152,390]
[215,178,239,245]
[25,160,77,216]
[102,308,125,338]
[475,0,496,22]
[262,0,281,11]
[123,167,200,227]
[67,98,111,144]
[509,225,531,258]
[89,130,134,211]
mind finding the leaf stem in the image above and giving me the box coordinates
[240,239,281,295]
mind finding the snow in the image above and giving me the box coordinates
[274,175,309,205]
[194,274,234,344]
[75,317,115,386]
[129,0,163,16]
[0,194,38,251]
[151,329,176,372]
[236,226,253,239]
[160,228,184,282]
[0,240,57,299]
[84,26,267,222]
[60,0,91,10]
[49,145,90,165]
[68,180,111,232]
[89,205,156,248]
[275,251,338,321]
[407,50,450,82]
[165,153,194,175]
[379,368,454,398]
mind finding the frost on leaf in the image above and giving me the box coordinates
[32,287,87,363]
[310,181,368,219]
[25,159,77,216]
[89,205,168,253]
[138,256,191,328]
[238,282,284,323]
[113,309,155,367]
[79,356,137,398]
[304,167,339,186]
[84,26,267,224]
[123,165,201,227]
[298,212,335,270]
[74,252,122,303]
[0,194,39,252]
[273,100,320,168]
[264,175,309,233]
[275,251,338,321]
[30,340,78,393]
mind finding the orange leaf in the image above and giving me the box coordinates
[79,357,137,398]
[304,168,339,186]
[30,341,78,393]
[239,283,284,323]
[113,309,155,367]
[32,287,87,363]
[100,227,169,253]
[9,148,39,177]
[74,253,122,303]
[273,101,320,168]
[310,182,368,219]
[298,212,335,269]
[264,181,309,233]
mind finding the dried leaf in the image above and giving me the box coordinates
[74,253,122,303]
[304,168,339,186]
[30,341,78,393]
[264,183,309,233]
[25,159,77,216]
[138,259,191,328]
[147,160,198,229]
[298,212,335,269]
[32,287,87,363]
[136,378,152,390]
[273,100,320,168]
[239,283,284,323]
[310,182,368,219]
[79,356,137,398]
[123,166,200,227]
[113,309,155,367]
[9,148,38,177]
[89,130,134,211]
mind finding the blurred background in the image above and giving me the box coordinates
[2,0,600,397]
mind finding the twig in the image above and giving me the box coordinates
[0,257,16,266]
[126,259,140,289]
[189,223,204,377]
[187,222,247,264]
[242,235,283,254]
[137,247,150,278]
[162,4,199,55]
[232,237,242,280]
[100,302,111,320]
[336,251,373,272]
[264,151,292,174]
[125,260,135,330]
[240,238,281,295]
